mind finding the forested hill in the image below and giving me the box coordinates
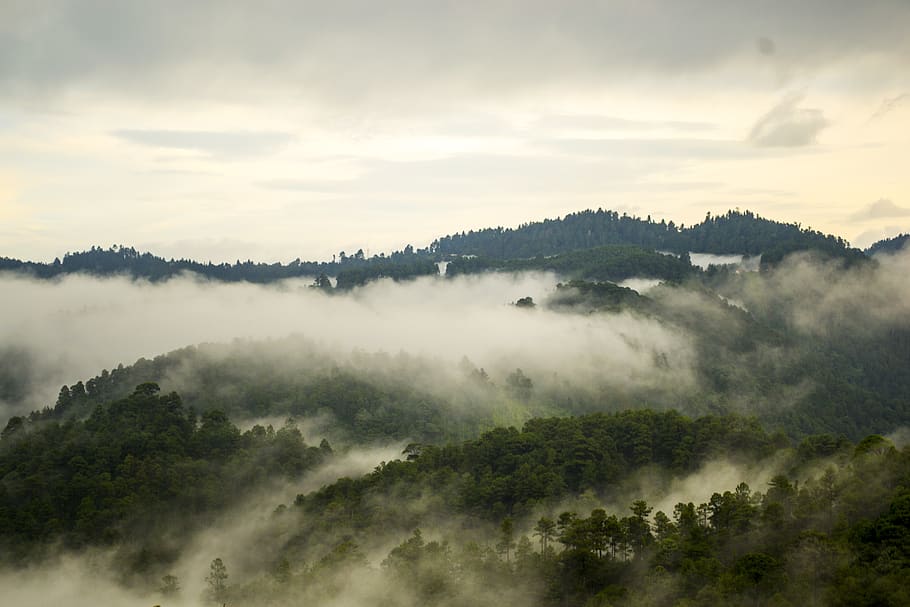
[445,245,695,281]
[0,245,437,287]
[0,208,871,285]
[866,233,909,256]
[430,209,864,262]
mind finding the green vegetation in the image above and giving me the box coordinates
[865,233,909,256]
[0,244,436,286]
[1,207,909,605]
[14,340,524,445]
[446,245,694,282]
[0,384,329,566]
[432,209,863,261]
[221,425,909,607]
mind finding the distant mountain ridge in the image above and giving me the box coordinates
[431,208,864,263]
[0,245,437,287]
[866,233,909,256]
[0,208,870,284]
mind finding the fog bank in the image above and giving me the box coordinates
[0,271,695,418]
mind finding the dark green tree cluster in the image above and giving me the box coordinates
[865,233,909,256]
[295,410,779,528]
[17,342,484,444]
[431,209,863,261]
[334,257,438,290]
[0,384,329,564]
[445,245,694,282]
[197,426,910,607]
[548,280,650,312]
[0,244,436,286]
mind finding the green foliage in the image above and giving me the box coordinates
[432,208,863,261]
[446,244,695,282]
[0,243,437,287]
[340,440,907,607]
[865,233,909,256]
[334,256,438,289]
[206,557,228,603]
[0,384,328,561]
[296,409,776,529]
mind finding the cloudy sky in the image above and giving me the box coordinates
[1,0,909,262]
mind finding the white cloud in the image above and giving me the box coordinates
[748,94,829,147]
[850,198,910,221]
[111,130,295,158]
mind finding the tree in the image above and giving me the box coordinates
[497,517,517,562]
[311,273,333,292]
[628,500,654,557]
[506,369,533,401]
[159,574,180,597]
[206,558,228,603]
[534,516,557,552]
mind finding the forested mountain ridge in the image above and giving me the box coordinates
[2,209,909,605]
[0,244,437,286]
[865,232,909,256]
[5,383,906,607]
[8,256,909,447]
[279,428,909,607]
[0,383,331,564]
[431,209,865,263]
[0,208,872,286]
[445,245,695,282]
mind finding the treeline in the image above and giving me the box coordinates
[0,208,876,286]
[232,418,907,607]
[295,410,782,524]
[445,245,695,282]
[334,257,438,290]
[0,244,436,285]
[0,383,331,564]
[432,209,864,262]
[3,386,908,606]
[14,340,512,445]
[865,233,909,256]
[369,439,909,607]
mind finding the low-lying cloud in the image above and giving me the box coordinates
[0,271,695,419]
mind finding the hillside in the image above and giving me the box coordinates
[0,209,867,287]
[431,209,863,262]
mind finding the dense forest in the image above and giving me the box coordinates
[865,233,909,256]
[2,387,907,606]
[0,208,871,289]
[1,207,909,606]
[431,209,864,264]
[445,245,695,282]
[0,244,437,286]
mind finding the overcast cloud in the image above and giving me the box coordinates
[0,0,909,261]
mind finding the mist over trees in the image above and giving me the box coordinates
[1,207,909,606]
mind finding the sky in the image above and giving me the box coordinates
[1,0,909,263]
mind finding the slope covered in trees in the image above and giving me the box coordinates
[445,245,695,282]
[0,245,436,285]
[865,233,909,256]
[5,386,905,607]
[0,208,869,287]
[0,383,330,566]
[432,209,863,263]
[275,420,908,607]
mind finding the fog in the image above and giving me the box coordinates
[0,271,695,420]
[720,247,910,337]
[0,444,408,607]
[689,252,761,271]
